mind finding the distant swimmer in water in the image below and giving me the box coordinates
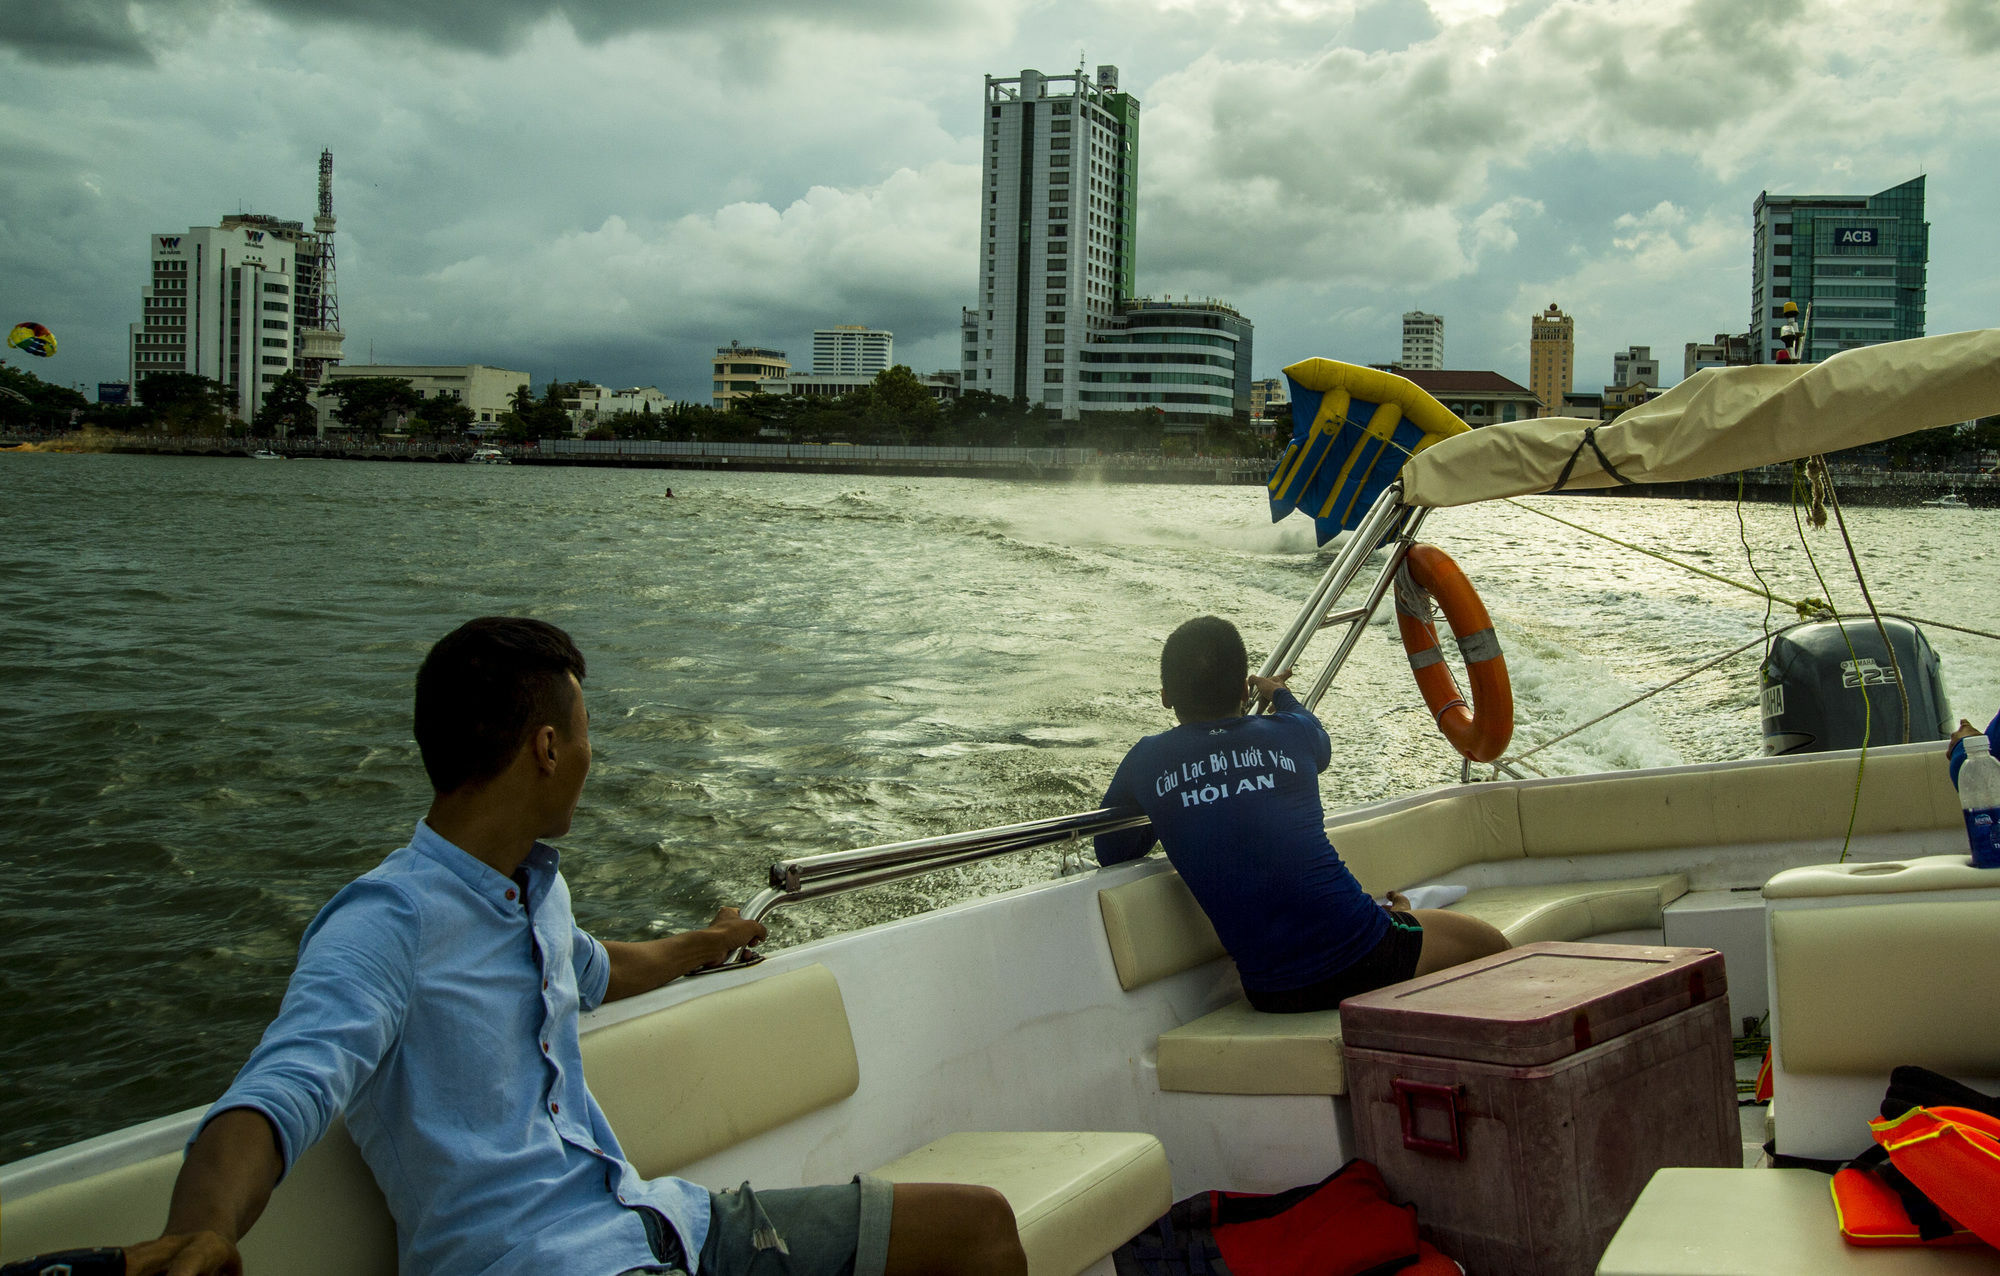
[664,488,674,498]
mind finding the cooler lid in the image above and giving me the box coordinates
[1338,942,1728,1067]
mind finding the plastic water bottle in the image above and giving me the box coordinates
[1959,735,2000,868]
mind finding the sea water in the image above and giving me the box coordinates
[1,452,1994,1161]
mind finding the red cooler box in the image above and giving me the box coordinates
[1340,942,1738,1276]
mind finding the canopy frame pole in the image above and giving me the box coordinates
[1258,484,1409,684]
[1300,506,1430,712]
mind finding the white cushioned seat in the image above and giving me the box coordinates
[1446,874,1688,945]
[1097,865,1225,992]
[1597,1168,1997,1274]
[872,1131,1171,1276]
[1158,1001,1348,1095]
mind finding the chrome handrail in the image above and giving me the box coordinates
[720,807,1151,943]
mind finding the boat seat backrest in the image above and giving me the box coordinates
[1516,748,1959,858]
[1097,867,1225,991]
[0,965,858,1272]
[583,963,860,1177]
[1,1119,397,1276]
[1764,856,2000,1161]
[1324,784,1523,896]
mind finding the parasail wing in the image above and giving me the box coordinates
[1267,359,1468,544]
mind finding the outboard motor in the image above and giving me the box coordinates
[1761,618,1952,755]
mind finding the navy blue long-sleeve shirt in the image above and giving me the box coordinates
[1094,689,1387,993]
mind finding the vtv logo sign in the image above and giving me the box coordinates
[1834,227,1878,247]
[158,236,181,249]
[246,230,265,244]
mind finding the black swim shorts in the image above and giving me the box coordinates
[1244,910,1426,1014]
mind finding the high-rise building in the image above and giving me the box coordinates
[1400,311,1444,371]
[812,326,893,376]
[1612,345,1658,388]
[1751,177,1927,363]
[1527,303,1574,417]
[968,65,1139,417]
[712,341,789,410]
[131,221,300,418]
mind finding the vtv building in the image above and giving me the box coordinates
[968,66,1140,417]
[132,218,302,418]
[1751,177,1927,363]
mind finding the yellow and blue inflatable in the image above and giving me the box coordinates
[1267,359,1467,543]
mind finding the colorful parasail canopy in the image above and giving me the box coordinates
[7,322,57,358]
[1266,359,1468,544]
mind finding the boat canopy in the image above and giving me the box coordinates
[1399,329,2000,508]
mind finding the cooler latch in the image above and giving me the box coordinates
[1392,1078,1466,1158]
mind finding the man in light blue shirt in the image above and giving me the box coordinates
[121,617,1025,1276]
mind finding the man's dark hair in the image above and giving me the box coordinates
[1162,616,1248,720]
[414,617,587,794]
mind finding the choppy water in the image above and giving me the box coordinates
[2,452,1995,1163]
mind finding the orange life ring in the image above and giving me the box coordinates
[1394,544,1514,762]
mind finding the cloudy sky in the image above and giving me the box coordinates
[5,0,1997,402]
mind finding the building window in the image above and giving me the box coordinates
[262,337,286,348]
[263,301,286,311]
[1046,275,1065,288]
[261,356,287,366]
[1050,136,1071,150]
[1046,310,1065,323]
[1774,244,1791,255]
[1046,294,1065,306]
[1045,328,1064,342]
[1044,369,1064,382]
[263,320,286,330]
[1045,350,1065,363]
[1775,224,1791,236]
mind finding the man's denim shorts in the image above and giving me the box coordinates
[628,1174,895,1276]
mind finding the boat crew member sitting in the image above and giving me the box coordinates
[118,617,1025,1276]
[1095,616,1509,1014]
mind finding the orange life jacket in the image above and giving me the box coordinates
[1831,1070,2000,1249]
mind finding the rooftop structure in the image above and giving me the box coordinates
[1400,311,1444,371]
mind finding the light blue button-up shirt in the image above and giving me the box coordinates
[200,821,711,1276]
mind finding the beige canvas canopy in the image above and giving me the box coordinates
[1399,329,2000,508]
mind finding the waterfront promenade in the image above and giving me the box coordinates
[3,430,1993,502]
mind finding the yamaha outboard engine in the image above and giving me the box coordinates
[1760,618,1952,755]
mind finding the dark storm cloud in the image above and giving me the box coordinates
[1,0,982,64]
[1943,0,2000,52]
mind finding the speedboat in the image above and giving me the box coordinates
[467,445,509,465]
[1919,491,1969,508]
[249,449,284,460]
[6,331,1999,1275]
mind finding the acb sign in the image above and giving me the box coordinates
[1833,226,1878,248]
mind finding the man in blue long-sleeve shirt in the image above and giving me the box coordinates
[120,617,1024,1276]
[1095,616,1507,1014]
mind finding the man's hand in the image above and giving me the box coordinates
[1951,718,1981,746]
[1248,669,1293,711]
[602,908,771,1000]
[122,1232,242,1276]
[1386,891,1412,913]
[699,907,768,968]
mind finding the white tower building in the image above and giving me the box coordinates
[812,326,893,376]
[131,223,297,419]
[1400,311,1444,371]
[967,65,1139,418]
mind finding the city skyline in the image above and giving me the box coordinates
[5,1,1998,404]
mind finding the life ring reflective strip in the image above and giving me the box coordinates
[1394,544,1514,763]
